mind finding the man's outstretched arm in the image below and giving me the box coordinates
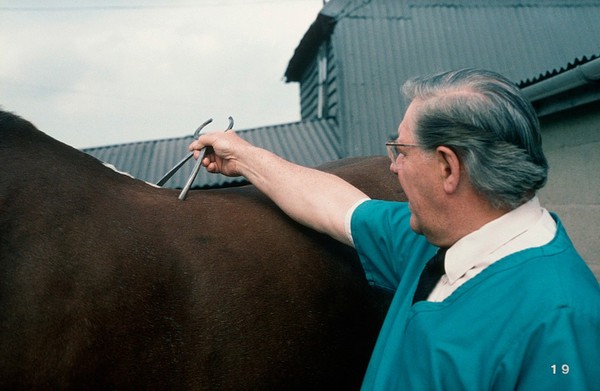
[189,131,369,246]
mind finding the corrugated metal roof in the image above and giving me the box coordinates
[287,0,600,157]
[83,117,340,189]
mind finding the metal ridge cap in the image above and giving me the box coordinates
[522,57,600,102]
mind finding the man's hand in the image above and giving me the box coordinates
[188,131,252,177]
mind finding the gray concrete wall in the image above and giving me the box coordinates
[537,101,600,281]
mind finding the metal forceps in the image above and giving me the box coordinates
[155,116,234,200]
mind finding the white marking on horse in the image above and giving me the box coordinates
[102,162,161,188]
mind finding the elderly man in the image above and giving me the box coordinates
[189,69,599,390]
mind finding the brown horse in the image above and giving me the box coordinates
[0,110,405,390]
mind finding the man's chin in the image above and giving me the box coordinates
[409,215,423,235]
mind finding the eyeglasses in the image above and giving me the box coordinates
[385,141,422,163]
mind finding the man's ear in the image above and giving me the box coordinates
[436,146,462,194]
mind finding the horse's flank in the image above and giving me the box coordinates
[0,110,402,390]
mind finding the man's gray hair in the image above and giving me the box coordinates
[402,68,548,210]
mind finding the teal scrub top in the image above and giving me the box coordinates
[351,200,600,390]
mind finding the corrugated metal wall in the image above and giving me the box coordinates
[299,39,338,121]
[308,0,600,157]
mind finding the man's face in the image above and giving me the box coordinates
[391,100,445,240]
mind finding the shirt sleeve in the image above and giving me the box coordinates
[350,200,434,291]
[344,197,371,246]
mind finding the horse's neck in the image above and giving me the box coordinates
[0,114,121,196]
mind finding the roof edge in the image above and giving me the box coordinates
[521,56,600,102]
[284,13,337,82]
[81,117,338,153]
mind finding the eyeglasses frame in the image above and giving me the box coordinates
[385,141,422,163]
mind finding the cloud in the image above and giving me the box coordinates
[0,1,322,148]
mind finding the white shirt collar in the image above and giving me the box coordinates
[444,196,556,284]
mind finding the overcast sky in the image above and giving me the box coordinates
[0,0,324,148]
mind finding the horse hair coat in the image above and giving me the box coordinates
[0,110,405,390]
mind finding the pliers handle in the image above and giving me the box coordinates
[155,117,234,201]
